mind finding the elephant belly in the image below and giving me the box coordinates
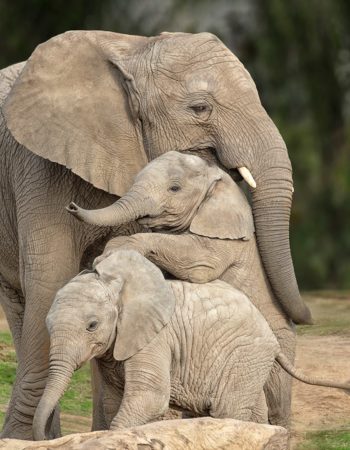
[169,378,211,416]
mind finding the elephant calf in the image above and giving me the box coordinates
[33,250,348,440]
[68,150,297,426]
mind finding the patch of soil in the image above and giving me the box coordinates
[0,306,9,332]
[0,343,8,360]
[61,414,92,435]
[290,335,350,448]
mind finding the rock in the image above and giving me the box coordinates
[0,418,288,450]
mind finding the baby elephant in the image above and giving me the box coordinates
[33,250,348,440]
[67,150,299,427]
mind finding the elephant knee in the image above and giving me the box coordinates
[142,390,169,419]
[187,267,217,283]
[264,363,292,427]
[251,391,268,424]
[111,390,170,429]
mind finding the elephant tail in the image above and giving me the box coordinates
[276,352,350,391]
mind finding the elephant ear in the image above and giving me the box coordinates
[190,173,255,240]
[3,31,149,196]
[95,250,175,361]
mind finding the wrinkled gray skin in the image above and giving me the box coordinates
[33,250,347,441]
[0,63,141,439]
[68,151,293,426]
[0,30,310,439]
[34,250,277,441]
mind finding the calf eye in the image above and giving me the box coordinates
[169,185,181,193]
[191,104,207,113]
[87,320,98,332]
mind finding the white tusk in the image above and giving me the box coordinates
[238,167,257,189]
[292,186,294,193]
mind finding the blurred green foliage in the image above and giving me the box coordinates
[1,0,349,289]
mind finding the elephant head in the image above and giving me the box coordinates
[32,250,175,440]
[67,151,255,241]
[3,30,311,324]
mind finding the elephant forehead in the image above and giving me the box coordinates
[55,275,107,303]
[152,34,257,103]
[156,32,237,70]
[145,152,208,178]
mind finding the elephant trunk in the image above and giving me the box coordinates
[67,190,155,227]
[33,348,75,441]
[221,95,312,325]
[251,149,312,325]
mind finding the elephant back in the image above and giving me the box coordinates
[169,279,279,348]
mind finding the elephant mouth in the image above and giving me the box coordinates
[181,146,243,182]
[137,214,155,228]
[228,167,243,182]
[138,213,181,231]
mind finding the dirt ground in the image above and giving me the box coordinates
[1,294,349,447]
[290,334,350,448]
[0,309,9,333]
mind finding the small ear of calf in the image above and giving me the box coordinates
[190,174,255,240]
[95,250,176,361]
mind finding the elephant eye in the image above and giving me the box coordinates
[189,102,212,118]
[86,320,98,332]
[169,185,181,193]
[191,105,207,113]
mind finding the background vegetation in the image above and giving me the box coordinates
[1,0,349,289]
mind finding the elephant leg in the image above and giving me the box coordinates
[91,359,107,431]
[0,275,24,354]
[95,233,232,283]
[210,345,275,422]
[251,391,268,424]
[92,355,125,430]
[91,359,124,431]
[110,386,170,430]
[102,382,123,429]
[110,342,170,429]
[0,278,24,430]
[264,325,296,427]
[1,230,81,439]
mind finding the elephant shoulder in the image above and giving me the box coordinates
[169,279,254,318]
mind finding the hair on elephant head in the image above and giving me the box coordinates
[4,30,311,324]
[32,250,175,440]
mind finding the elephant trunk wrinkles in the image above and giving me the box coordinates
[72,191,153,227]
[250,150,312,325]
[33,348,75,441]
[223,94,312,325]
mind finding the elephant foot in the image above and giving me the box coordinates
[1,422,61,441]
[0,423,34,440]
[1,404,61,440]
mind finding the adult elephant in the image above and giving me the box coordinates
[0,30,311,439]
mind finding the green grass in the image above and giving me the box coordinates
[60,364,92,416]
[0,331,14,346]
[0,331,92,430]
[296,429,350,450]
[0,332,17,409]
